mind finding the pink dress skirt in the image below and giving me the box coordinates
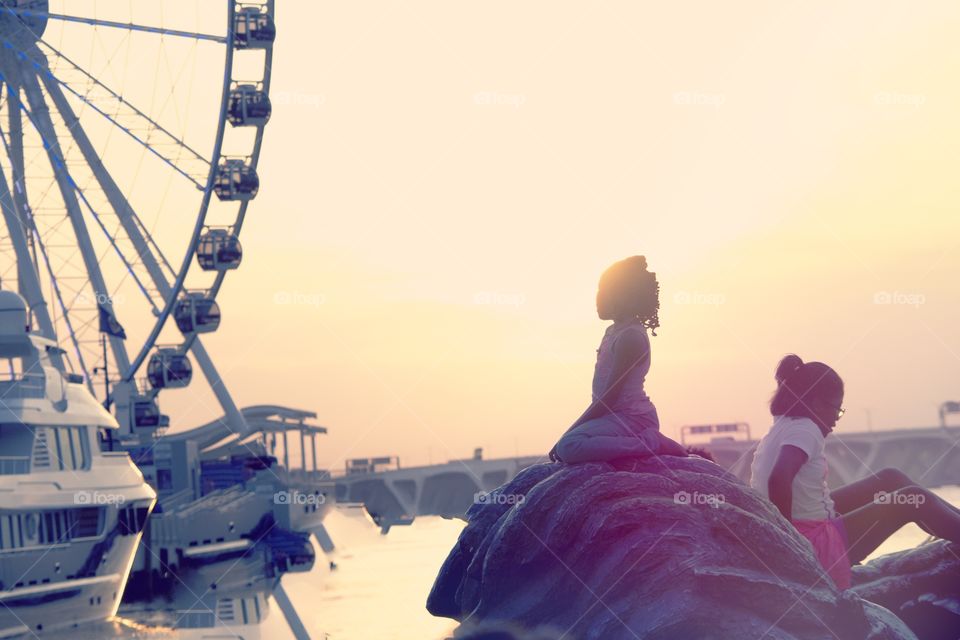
[791,518,852,589]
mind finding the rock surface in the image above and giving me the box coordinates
[427,456,918,640]
[853,540,960,640]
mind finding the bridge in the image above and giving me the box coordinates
[335,426,960,530]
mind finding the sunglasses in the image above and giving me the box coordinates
[828,402,845,421]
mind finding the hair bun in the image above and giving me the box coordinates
[775,354,804,385]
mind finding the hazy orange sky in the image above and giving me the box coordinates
[8,2,960,470]
[209,0,960,469]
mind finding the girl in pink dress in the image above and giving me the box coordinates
[751,354,960,589]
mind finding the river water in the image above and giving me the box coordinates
[48,486,960,640]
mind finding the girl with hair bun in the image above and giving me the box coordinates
[549,256,687,463]
[751,354,960,589]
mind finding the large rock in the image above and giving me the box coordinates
[852,541,960,640]
[427,456,917,640]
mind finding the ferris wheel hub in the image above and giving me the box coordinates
[0,0,49,45]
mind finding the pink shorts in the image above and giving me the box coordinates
[791,518,852,589]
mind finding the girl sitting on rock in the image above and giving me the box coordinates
[751,354,960,589]
[549,256,686,463]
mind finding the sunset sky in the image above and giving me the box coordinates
[210,0,960,469]
[9,2,960,470]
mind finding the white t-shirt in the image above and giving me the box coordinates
[749,415,836,521]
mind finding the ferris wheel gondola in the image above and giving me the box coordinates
[197,228,244,271]
[0,0,275,439]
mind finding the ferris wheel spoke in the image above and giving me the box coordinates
[9,39,211,189]
[0,121,82,378]
[25,230,96,388]
[2,7,227,43]
[16,68,165,309]
[0,38,209,190]
[0,79,56,342]
[40,71,176,308]
[15,68,140,373]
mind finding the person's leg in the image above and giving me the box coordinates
[830,468,914,515]
[654,432,688,457]
[555,415,659,464]
[841,485,960,563]
[623,408,688,458]
[831,468,960,530]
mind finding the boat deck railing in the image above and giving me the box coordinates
[0,373,46,400]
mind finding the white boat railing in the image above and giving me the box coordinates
[0,373,46,400]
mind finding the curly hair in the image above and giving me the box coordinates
[600,255,660,334]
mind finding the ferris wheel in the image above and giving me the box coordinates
[0,0,275,436]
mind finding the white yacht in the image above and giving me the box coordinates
[0,291,156,637]
[119,406,331,637]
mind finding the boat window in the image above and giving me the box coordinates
[0,507,104,552]
[67,427,83,469]
[0,355,24,380]
[157,468,173,491]
[65,428,78,469]
[0,423,33,474]
[52,428,65,471]
[71,507,102,538]
[77,427,90,470]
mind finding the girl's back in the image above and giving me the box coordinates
[592,321,654,418]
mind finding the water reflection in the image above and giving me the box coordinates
[49,487,960,639]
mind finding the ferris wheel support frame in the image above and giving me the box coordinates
[17,67,134,374]
[0,76,59,358]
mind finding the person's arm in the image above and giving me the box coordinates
[767,444,808,520]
